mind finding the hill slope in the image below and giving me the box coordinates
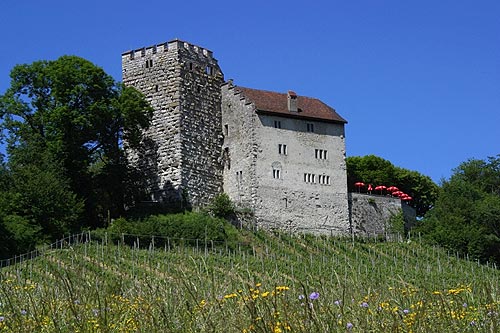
[1,232,499,332]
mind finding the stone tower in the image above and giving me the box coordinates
[122,39,224,207]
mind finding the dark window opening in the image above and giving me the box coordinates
[224,147,230,170]
[274,120,282,129]
[315,149,327,159]
[279,144,287,155]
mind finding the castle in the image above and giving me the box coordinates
[122,39,413,235]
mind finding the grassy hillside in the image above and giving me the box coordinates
[1,230,499,332]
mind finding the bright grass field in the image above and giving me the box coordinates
[0,231,499,332]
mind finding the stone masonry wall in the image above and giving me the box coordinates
[122,40,224,206]
[221,83,259,207]
[253,115,350,234]
[349,193,416,237]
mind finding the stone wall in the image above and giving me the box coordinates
[349,193,416,237]
[122,40,224,207]
[221,83,259,207]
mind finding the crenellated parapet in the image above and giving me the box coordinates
[122,39,214,61]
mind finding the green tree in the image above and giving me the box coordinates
[346,155,438,217]
[417,155,500,264]
[0,56,152,238]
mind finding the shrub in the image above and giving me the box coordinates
[207,193,235,218]
[92,211,242,250]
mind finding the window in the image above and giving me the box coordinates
[278,144,287,155]
[304,173,316,184]
[205,66,213,75]
[273,169,281,179]
[224,147,230,170]
[306,123,314,132]
[145,59,153,68]
[155,85,159,92]
[274,120,282,129]
[224,124,229,136]
[315,149,328,159]
[318,175,331,185]
[236,171,243,182]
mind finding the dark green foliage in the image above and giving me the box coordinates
[388,211,405,234]
[0,56,152,256]
[417,155,500,264]
[92,212,242,250]
[207,193,235,218]
[346,155,439,217]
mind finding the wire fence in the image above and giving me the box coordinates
[0,230,410,269]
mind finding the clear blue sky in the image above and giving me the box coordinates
[1,0,499,183]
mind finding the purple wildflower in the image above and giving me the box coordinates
[463,303,468,308]
[334,300,341,306]
[360,302,369,308]
[346,322,353,330]
[309,292,320,300]
[298,294,305,300]
[403,309,410,314]
[470,321,476,326]
[20,310,27,316]
[0,316,4,322]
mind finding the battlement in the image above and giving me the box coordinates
[122,39,214,62]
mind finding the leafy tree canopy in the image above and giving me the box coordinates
[346,155,439,217]
[0,56,152,254]
[416,155,500,264]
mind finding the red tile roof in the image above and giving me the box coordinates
[236,87,347,124]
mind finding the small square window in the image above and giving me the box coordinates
[274,120,282,129]
[273,169,281,179]
[307,123,314,132]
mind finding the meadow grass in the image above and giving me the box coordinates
[0,232,499,332]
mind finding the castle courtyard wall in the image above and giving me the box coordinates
[349,193,416,237]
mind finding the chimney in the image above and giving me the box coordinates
[287,90,298,112]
